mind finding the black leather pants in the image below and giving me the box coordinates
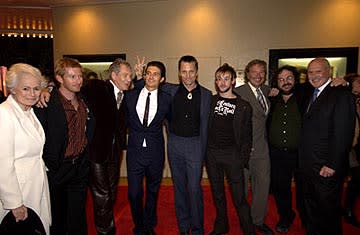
[89,153,121,235]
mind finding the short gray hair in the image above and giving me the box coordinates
[6,63,48,93]
[108,58,132,79]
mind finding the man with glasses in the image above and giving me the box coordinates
[267,65,310,233]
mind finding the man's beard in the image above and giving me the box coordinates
[280,86,295,95]
[219,86,231,94]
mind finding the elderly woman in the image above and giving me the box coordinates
[0,63,51,234]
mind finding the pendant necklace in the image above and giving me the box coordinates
[187,92,192,100]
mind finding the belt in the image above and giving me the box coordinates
[63,153,84,164]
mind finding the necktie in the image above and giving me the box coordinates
[143,92,151,127]
[256,88,266,112]
[116,91,123,109]
[307,88,319,112]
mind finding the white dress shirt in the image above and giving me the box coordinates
[136,87,158,147]
[248,82,269,114]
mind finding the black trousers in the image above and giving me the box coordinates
[206,148,255,235]
[269,147,305,224]
[300,170,344,235]
[89,146,121,235]
[48,155,89,235]
[127,147,165,235]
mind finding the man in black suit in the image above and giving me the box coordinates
[125,61,171,235]
[206,63,255,235]
[35,57,95,235]
[298,58,355,235]
[81,59,132,235]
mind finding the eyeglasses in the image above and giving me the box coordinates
[278,76,294,82]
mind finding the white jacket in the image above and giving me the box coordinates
[0,95,51,234]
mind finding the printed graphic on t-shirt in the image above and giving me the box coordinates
[214,99,236,116]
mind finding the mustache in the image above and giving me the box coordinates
[281,83,293,87]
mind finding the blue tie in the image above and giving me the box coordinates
[307,88,319,112]
[312,88,320,102]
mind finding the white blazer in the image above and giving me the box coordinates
[0,95,51,234]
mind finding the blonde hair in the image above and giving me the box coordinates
[54,57,82,77]
[6,63,47,93]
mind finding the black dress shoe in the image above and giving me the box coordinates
[276,211,296,233]
[179,230,190,235]
[146,228,157,235]
[275,223,289,233]
[344,210,360,228]
[209,231,227,235]
[255,224,274,235]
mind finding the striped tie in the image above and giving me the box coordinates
[256,88,266,112]
[116,91,123,109]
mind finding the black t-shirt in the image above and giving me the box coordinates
[208,97,236,149]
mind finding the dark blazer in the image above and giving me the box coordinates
[134,79,212,160]
[299,84,356,177]
[81,79,127,163]
[162,82,212,160]
[124,87,172,159]
[208,94,253,168]
[34,89,95,173]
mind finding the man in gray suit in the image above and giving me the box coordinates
[234,59,273,235]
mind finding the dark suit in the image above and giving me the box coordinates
[81,79,127,235]
[125,87,171,235]
[234,83,271,226]
[206,94,255,235]
[34,89,95,235]
[164,82,211,235]
[299,84,355,235]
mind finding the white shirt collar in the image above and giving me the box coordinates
[141,87,158,96]
[109,80,120,95]
[248,82,262,96]
[317,78,331,95]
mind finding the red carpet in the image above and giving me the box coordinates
[86,184,360,235]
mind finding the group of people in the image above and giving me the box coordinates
[0,55,358,235]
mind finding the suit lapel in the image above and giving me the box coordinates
[244,83,264,114]
[306,84,331,115]
[148,90,164,127]
[105,80,118,108]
